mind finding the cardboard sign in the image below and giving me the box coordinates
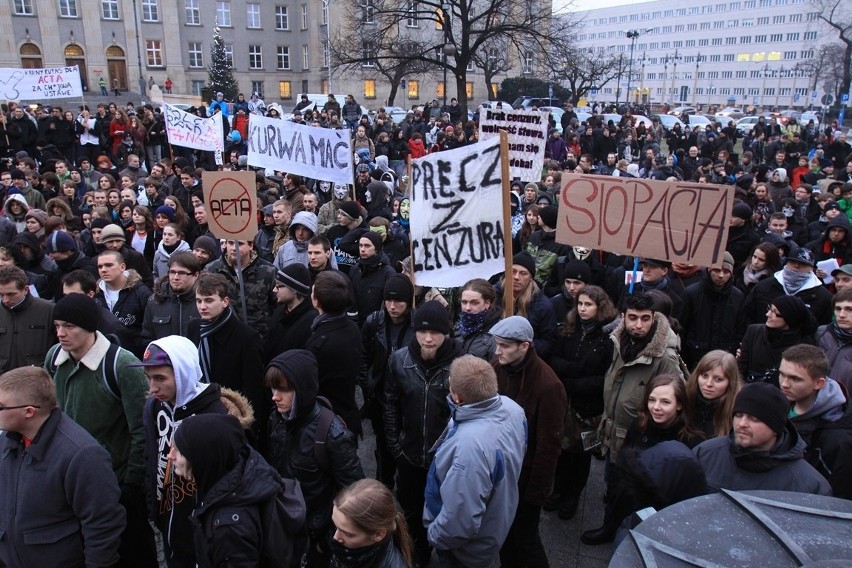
[163,103,225,152]
[202,171,258,241]
[555,176,733,267]
[410,138,506,287]
[0,66,83,100]
[478,109,548,182]
[247,115,354,186]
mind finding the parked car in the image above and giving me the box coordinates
[715,107,745,120]
[384,106,409,125]
[479,101,514,111]
[511,96,562,110]
[685,114,714,129]
[653,114,687,134]
[736,116,761,135]
[800,111,821,128]
[668,106,697,116]
[777,109,802,126]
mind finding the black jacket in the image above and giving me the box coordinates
[679,274,745,368]
[264,300,318,362]
[547,320,613,419]
[736,324,814,383]
[305,314,364,436]
[805,214,852,267]
[95,270,153,356]
[140,277,200,347]
[348,252,396,325]
[266,350,364,538]
[742,271,833,327]
[360,309,414,400]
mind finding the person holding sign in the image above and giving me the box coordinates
[497,253,558,358]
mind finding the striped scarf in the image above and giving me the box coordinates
[198,307,232,381]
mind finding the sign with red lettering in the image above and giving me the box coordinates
[555,175,733,267]
[164,103,224,152]
[0,66,83,100]
[202,172,258,241]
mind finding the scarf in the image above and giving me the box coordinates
[831,321,852,344]
[639,276,669,293]
[328,535,391,568]
[619,322,657,363]
[742,264,768,286]
[781,267,811,295]
[580,318,598,334]
[458,309,490,338]
[198,307,233,380]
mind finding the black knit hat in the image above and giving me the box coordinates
[90,218,111,230]
[275,263,312,296]
[338,201,361,221]
[562,259,591,283]
[538,205,558,230]
[733,382,789,436]
[732,202,753,221]
[53,293,99,333]
[383,274,413,302]
[360,230,383,251]
[771,295,817,335]
[513,252,536,277]
[411,300,451,334]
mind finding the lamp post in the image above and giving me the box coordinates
[775,65,785,108]
[323,0,332,92]
[441,2,455,109]
[760,63,770,111]
[638,52,647,103]
[663,55,669,105]
[615,53,624,108]
[692,52,702,108]
[625,30,640,108]
[130,0,146,98]
[669,49,681,105]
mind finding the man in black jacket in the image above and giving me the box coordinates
[95,250,152,357]
[140,252,201,346]
[265,263,317,361]
[101,224,154,288]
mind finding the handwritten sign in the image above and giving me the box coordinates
[555,176,733,267]
[410,138,506,287]
[478,109,548,182]
[163,103,224,152]
[0,66,83,100]
[202,171,258,241]
[246,115,354,186]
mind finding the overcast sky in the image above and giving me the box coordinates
[555,0,652,15]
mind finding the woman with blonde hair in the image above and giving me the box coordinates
[330,479,412,567]
[499,252,558,357]
[685,350,741,439]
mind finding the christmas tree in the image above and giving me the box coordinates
[208,23,238,100]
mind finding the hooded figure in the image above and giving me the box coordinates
[12,230,59,299]
[265,350,364,559]
[3,193,29,233]
[274,211,318,271]
[805,214,852,267]
[139,336,228,565]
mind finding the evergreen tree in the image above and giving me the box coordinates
[208,23,238,100]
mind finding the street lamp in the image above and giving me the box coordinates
[322,0,332,92]
[441,2,455,109]
[615,53,624,107]
[760,63,770,111]
[130,0,146,98]
[638,52,647,103]
[625,29,651,108]
[692,52,703,108]
[669,49,681,105]
[775,66,785,108]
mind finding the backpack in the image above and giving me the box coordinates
[260,475,309,568]
[47,341,123,401]
[313,395,338,472]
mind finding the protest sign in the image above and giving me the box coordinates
[478,108,548,182]
[163,103,224,152]
[555,176,733,267]
[247,114,354,186]
[410,137,506,287]
[0,66,83,100]
[202,171,258,241]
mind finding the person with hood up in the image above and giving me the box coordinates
[317,183,351,236]
[169,413,308,568]
[265,349,364,567]
[13,230,59,299]
[3,192,29,233]
[727,202,760,268]
[693,382,831,494]
[137,335,230,568]
[153,223,192,280]
[806,213,852,279]
[275,211,318,270]
[767,167,794,207]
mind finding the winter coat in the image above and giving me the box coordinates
[602,315,684,461]
[495,284,559,358]
[548,320,614,419]
[693,424,831,495]
[264,296,317,362]
[423,395,527,568]
[679,274,745,368]
[349,252,396,325]
[0,409,125,568]
[726,224,759,268]
[305,314,364,437]
[266,350,364,539]
[140,277,200,347]
[95,269,153,352]
[0,293,54,373]
[456,307,501,361]
[524,229,573,298]
[141,337,228,559]
[816,324,852,395]
[274,211,319,270]
[44,332,149,486]
[385,339,461,468]
[742,270,833,327]
[736,324,813,383]
[204,252,277,340]
[153,239,191,280]
[360,309,414,400]
[3,194,29,233]
[805,215,852,266]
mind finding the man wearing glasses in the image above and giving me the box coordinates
[140,251,202,345]
[0,366,125,568]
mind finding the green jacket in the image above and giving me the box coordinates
[601,314,684,462]
[44,332,148,486]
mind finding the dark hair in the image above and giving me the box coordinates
[308,235,331,252]
[263,366,293,390]
[623,292,655,313]
[0,266,28,289]
[195,273,230,299]
[636,374,699,443]
[563,285,618,334]
[62,269,98,294]
[781,344,829,381]
[750,242,782,273]
[312,271,351,314]
[459,278,496,305]
[168,251,202,273]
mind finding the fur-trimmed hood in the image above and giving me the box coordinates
[610,312,680,362]
[219,387,255,430]
[98,268,143,293]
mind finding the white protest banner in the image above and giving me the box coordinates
[478,108,548,182]
[0,66,83,100]
[410,137,506,287]
[247,114,354,186]
[163,102,224,152]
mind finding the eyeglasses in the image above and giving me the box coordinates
[168,270,194,277]
[0,404,41,411]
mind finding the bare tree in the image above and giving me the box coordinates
[470,42,513,100]
[551,47,627,105]
[331,0,578,117]
[813,0,852,104]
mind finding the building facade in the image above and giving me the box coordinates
[574,0,843,109]
[0,0,521,109]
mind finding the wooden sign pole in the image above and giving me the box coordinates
[499,130,514,317]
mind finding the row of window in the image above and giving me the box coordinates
[580,30,819,44]
[588,0,809,24]
[644,67,808,80]
[601,85,809,98]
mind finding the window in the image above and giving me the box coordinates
[786,32,799,41]
[801,50,814,59]
[699,39,709,46]
[740,36,751,44]
[713,21,724,29]
[806,12,819,21]
[737,53,750,61]
[688,24,697,31]
[142,0,158,21]
[185,0,200,24]
[322,41,329,68]
[364,79,376,99]
[701,22,711,30]
[59,0,78,17]
[146,40,163,66]
[674,25,684,32]
[14,1,34,15]
[191,80,205,96]
[437,81,445,98]
[101,0,118,19]
[302,45,309,69]
[362,0,374,24]
[757,16,768,25]
[188,42,203,67]
[301,4,307,29]
[755,34,766,42]
[727,19,738,27]
[712,38,722,46]
[709,54,721,62]
[223,44,233,67]
[217,1,231,26]
[721,71,733,78]
[789,14,802,22]
[772,15,784,24]
[726,37,736,44]
[522,51,533,74]
[465,82,474,99]
[736,70,747,78]
[783,50,796,60]
[742,18,753,26]
[277,46,290,69]
[247,4,260,28]
[767,51,781,60]
[407,80,419,99]
[248,45,262,69]
[251,81,264,96]
[275,6,288,29]
[804,31,817,40]
[707,71,719,79]
[362,41,376,67]
[723,53,735,61]
[764,88,774,96]
[770,33,782,42]
[406,1,419,27]
[279,81,292,99]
